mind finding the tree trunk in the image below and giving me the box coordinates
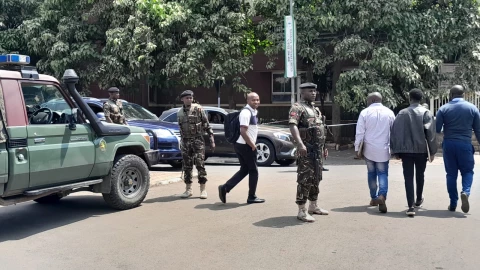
[331,61,342,145]
[228,82,236,109]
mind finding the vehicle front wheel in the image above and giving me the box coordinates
[168,160,183,169]
[34,193,64,204]
[256,138,275,166]
[102,154,150,210]
[276,159,296,166]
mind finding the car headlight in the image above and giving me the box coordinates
[155,129,173,138]
[274,132,291,142]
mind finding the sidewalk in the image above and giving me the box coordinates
[149,165,196,187]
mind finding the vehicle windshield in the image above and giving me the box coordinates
[123,103,159,120]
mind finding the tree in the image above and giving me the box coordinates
[159,0,270,108]
[0,0,41,54]
[21,0,113,91]
[255,0,480,143]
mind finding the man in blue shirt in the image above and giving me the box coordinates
[436,85,480,213]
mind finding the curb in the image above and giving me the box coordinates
[149,173,198,187]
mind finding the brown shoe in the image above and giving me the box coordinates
[375,195,387,213]
[369,199,379,206]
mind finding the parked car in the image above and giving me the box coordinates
[41,98,184,168]
[159,106,297,166]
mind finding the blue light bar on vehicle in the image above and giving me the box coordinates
[0,54,31,65]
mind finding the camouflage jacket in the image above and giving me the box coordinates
[177,103,213,139]
[288,100,326,146]
[103,99,127,125]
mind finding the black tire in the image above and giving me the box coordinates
[102,154,150,210]
[256,138,276,166]
[34,193,64,204]
[168,160,183,168]
[276,159,296,166]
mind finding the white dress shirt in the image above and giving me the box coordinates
[354,103,395,162]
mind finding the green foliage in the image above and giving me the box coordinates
[256,0,480,112]
[0,0,41,54]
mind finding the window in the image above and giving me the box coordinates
[206,111,225,124]
[272,71,332,103]
[163,112,178,122]
[271,71,306,103]
[21,83,75,125]
[122,103,159,120]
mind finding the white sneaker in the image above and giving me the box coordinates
[308,200,329,215]
[180,184,193,198]
[297,205,315,222]
[200,184,207,199]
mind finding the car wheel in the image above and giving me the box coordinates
[256,138,275,166]
[34,193,64,204]
[168,160,183,168]
[276,159,296,166]
[102,154,150,210]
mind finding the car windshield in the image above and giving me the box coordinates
[123,103,159,120]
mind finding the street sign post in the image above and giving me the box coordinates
[284,4,297,105]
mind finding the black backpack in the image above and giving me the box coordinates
[224,107,251,144]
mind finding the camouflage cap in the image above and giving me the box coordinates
[107,87,120,93]
[180,90,194,98]
[299,82,317,89]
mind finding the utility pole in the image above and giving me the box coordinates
[285,0,297,105]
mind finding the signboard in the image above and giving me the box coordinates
[284,16,297,78]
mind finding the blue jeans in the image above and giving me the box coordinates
[365,158,389,199]
[442,139,475,207]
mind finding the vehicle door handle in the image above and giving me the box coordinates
[34,138,45,144]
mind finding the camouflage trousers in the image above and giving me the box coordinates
[181,136,207,184]
[295,155,323,205]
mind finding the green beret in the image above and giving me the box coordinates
[108,87,120,93]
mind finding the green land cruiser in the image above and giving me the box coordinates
[0,54,160,210]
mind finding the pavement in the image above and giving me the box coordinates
[0,149,479,269]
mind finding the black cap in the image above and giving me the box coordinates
[180,90,194,98]
[299,82,317,89]
[107,87,120,93]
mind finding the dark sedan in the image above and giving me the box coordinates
[159,106,297,166]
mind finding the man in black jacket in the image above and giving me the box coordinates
[391,89,437,217]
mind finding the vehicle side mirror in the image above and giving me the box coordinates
[68,108,78,130]
[96,112,106,121]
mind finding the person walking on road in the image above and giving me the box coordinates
[436,85,480,213]
[390,89,437,217]
[288,83,329,222]
[355,92,395,213]
[103,87,128,125]
[177,90,215,199]
[218,92,265,204]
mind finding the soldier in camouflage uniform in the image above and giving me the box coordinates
[177,90,215,199]
[289,82,329,222]
[103,87,128,125]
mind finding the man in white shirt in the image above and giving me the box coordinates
[355,92,395,213]
[218,92,265,204]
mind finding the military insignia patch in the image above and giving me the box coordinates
[99,139,107,152]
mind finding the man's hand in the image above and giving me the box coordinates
[210,142,216,152]
[323,148,328,158]
[250,144,256,151]
[297,143,307,157]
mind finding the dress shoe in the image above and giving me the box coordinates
[218,185,226,203]
[247,195,265,204]
[322,167,329,171]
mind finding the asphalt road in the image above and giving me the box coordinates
[0,158,479,270]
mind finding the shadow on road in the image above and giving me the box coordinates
[150,166,182,172]
[0,196,115,242]
[143,194,191,204]
[194,202,249,211]
[253,216,304,228]
[331,205,468,219]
